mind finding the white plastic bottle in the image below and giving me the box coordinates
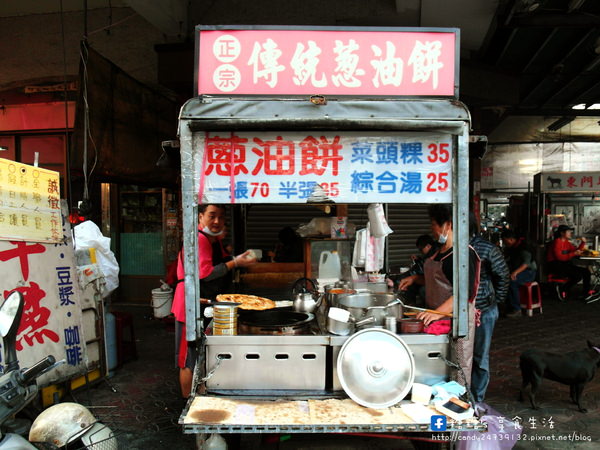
[201,433,228,450]
[319,250,342,280]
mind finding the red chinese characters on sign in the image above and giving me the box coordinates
[299,136,343,176]
[542,172,600,192]
[0,241,59,351]
[202,133,343,177]
[252,137,296,176]
[8,283,59,351]
[198,29,457,96]
[0,241,45,281]
[204,134,249,176]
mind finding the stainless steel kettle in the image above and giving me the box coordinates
[293,291,322,314]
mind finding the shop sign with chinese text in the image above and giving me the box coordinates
[540,172,600,193]
[197,27,458,97]
[196,131,452,204]
[0,159,62,243]
[0,214,86,386]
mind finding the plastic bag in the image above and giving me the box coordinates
[367,203,393,237]
[365,223,385,272]
[297,217,331,237]
[73,221,120,298]
[456,402,522,450]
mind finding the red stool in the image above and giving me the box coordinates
[519,281,543,316]
[547,274,568,301]
[111,311,137,366]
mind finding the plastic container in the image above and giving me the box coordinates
[151,281,173,319]
[104,311,118,375]
[319,250,341,280]
[201,433,228,450]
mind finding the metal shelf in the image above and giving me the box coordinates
[181,421,485,434]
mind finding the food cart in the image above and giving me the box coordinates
[178,25,484,439]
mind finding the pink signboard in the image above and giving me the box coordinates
[197,27,458,97]
[541,172,600,193]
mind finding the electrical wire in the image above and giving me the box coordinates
[59,0,73,212]
[87,12,138,37]
[78,42,99,202]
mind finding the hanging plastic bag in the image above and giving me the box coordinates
[456,402,522,450]
[73,221,120,298]
[367,203,393,237]
[352,228,368,267]
[365,223,385,272]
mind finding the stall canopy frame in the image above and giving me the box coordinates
[178,97,471,340]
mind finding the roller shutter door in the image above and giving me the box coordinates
[245,203,430,271]
[244,204,329,253]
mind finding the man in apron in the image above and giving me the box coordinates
[402,204,480,387]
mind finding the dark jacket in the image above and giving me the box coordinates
[470,235,510,310]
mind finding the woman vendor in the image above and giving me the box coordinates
[171,204,256,398]
[399,204,480,386]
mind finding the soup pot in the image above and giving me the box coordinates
[335,292,402,325]
[323,284,356,309]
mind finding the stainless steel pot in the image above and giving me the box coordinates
[335,293,402,325]
[323,284,356,310]
[327,307,375,335]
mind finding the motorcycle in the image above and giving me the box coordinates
[0,290,117,449]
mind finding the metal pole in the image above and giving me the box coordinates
[527,181,531,237]
[453,124,470,338]
[180,115,200,341]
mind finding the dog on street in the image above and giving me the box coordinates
[519,341,600,413]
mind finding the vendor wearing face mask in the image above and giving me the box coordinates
[399,204,480,386]
[172,204,256,398]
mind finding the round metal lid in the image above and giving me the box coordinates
[337,328,415,409]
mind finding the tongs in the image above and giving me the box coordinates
[396,295,453,318]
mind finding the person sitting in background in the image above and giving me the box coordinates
[501,229,537,316]
[546,224,592,301]
[394,235,439,304]
[269,226,303,262]
[411,234,440,276]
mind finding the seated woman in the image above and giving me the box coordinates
[546,224,592,301]
[501,230,537,316]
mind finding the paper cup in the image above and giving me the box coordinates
[411,383,432,404]
[247,249,262,260]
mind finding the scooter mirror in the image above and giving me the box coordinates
[0,291,23,338]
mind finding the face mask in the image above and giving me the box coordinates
[202,226,224,237]
[437,224,448,244]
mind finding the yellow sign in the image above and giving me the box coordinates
[0,159,62,243]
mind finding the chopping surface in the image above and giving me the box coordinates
[184,396,480,427]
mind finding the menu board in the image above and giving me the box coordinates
[0,159,62,243]
[196,131,452,204]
